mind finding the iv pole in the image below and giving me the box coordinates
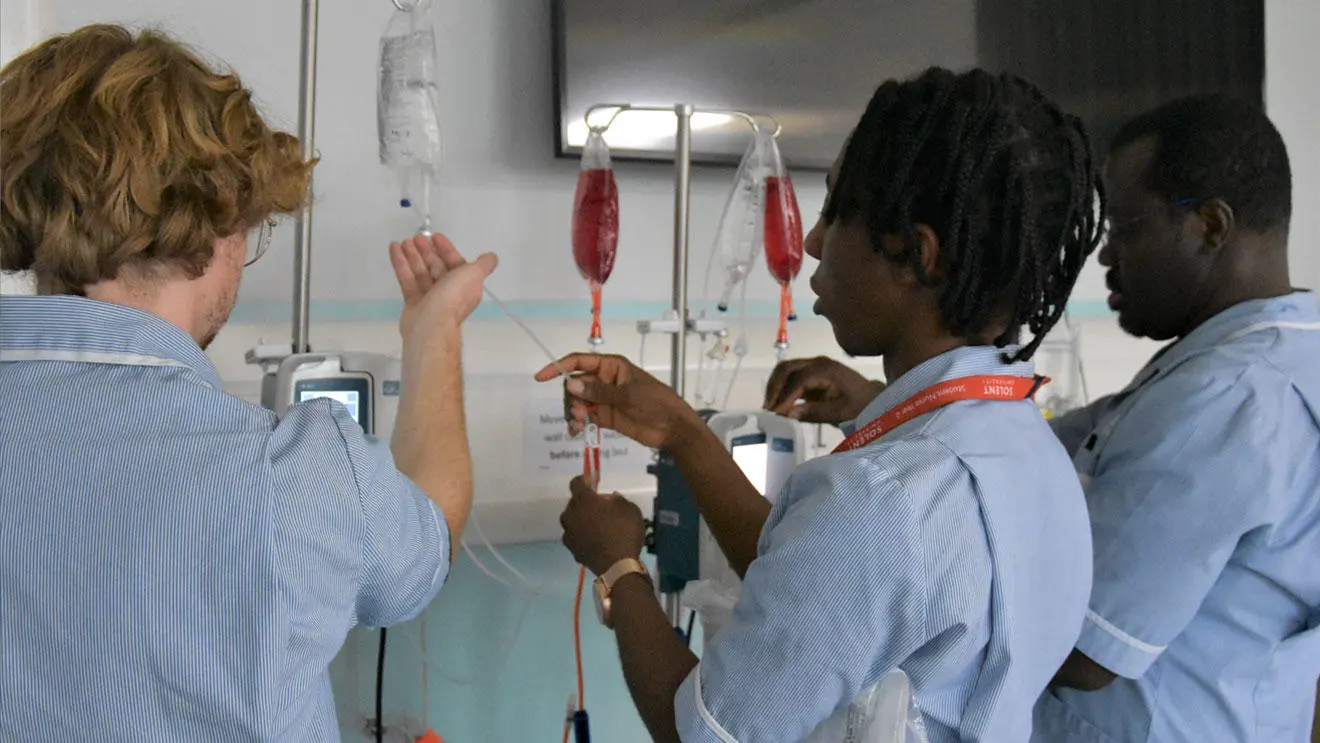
[580,103,782,626]
[291,0,319,353]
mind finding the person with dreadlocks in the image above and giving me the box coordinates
[771,95,1320,742]
[533,66,1104,742]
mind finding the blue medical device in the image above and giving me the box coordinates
[647,410,806,623]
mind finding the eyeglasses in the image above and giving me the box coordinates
[245,219,277,267]
[1106,197,1205,237]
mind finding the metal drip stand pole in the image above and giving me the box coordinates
[291,0,320,353]
[581,103,781,626]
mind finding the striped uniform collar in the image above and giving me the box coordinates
[0,294,223,389]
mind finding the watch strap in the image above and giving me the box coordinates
[598,557,650,593]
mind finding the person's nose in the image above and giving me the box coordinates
[804,217,824,260]
[1098,235,1115,268]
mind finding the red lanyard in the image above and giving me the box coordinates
[833,375,1048,454]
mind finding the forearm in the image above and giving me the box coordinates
[392,321,471,559]
[668,419,771,579]
[1050,649,1118,691]
[611,574,699,743]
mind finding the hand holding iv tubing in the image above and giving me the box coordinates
[533,353,769,577]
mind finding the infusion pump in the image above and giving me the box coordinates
[652,410,808,640]
[246,346,402,439]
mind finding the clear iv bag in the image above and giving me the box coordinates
[378,0,443,229]
[572,129,619,345]
[760,128,804,356]
[804,670,930,743]
[711,136,767,312]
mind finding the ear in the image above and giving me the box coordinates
[878,226,942,288]
[912,223,943,280]
[1193,198,1234,253]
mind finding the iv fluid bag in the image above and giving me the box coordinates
[762,131,804,287]
[762,128,803,343]
[712,137,767,312]
[572,130,619,285]
[804,670,930,743]
[378,0,443,215]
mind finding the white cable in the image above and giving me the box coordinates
[469,507,542,594]
[442,285,564,599]
[722,280,752,409]
[693,329,705,401]
[395,588,537,688]
[435,594,534,686]
[722,353,744,410]
[461,540,523,592]
[707,352,725,408]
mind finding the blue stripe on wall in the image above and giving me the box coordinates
[229,298,1116,325]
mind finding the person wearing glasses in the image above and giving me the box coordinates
[0,25,496,740]
[767,96,1320,742]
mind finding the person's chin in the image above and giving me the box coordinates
[199,300,237,350]
[1115,308,1155,341]
[828,326,868,358]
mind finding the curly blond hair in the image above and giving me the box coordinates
[0,24,314,295]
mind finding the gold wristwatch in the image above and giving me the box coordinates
[593,557,651,629]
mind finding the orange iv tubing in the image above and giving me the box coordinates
[480,285,593,742]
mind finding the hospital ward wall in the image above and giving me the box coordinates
[1,0,1317,740]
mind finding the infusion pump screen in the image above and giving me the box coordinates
[299,390,360,422]
[732,439,769,493]
[731,433,796,499]
[293,376,372,431]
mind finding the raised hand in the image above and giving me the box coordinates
[389,232,498,345]
[763,356,884,426]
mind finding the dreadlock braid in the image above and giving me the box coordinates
[825,67,1106,361]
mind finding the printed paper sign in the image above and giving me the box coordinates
[522,398,651,477]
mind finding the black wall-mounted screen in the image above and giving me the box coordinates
[552,0,1264,170]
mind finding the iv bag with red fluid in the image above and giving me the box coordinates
[572,129,619,347]
[760,130,804,357]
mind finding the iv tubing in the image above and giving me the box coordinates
[394,591,536,686]
[469,508,541,593]
[722,278,751,408]
[483,286,569,379]
[573,566,587,707]
[461,541,522,592]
